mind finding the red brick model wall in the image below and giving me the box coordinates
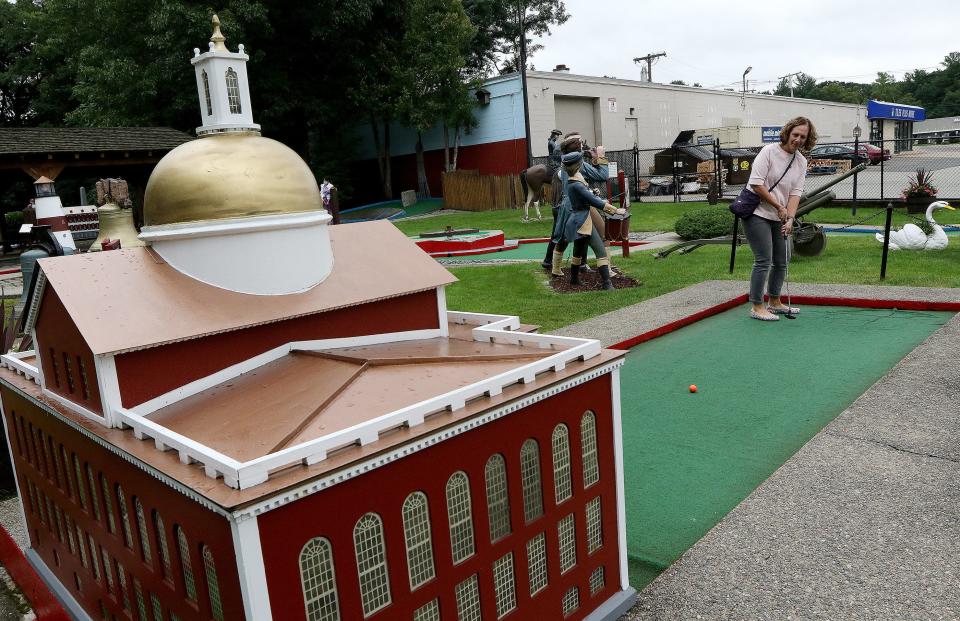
[1,387,244,621]
[114,288,440,408]
[258,373,621,621]
[33,287,104,416]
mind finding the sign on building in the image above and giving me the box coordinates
[761,126,782,142]
[608,97,617,112]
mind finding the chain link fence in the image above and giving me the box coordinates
[537,137,960,206]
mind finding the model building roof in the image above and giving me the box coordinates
[147,337,556,462]
[34,220,457,355]
[0,329,624,511]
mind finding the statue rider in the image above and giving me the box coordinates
[547,129,563,172]
[555,148,626,290]
[542,134,610,272]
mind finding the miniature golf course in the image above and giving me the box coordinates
[617,304,954,589]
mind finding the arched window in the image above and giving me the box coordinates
[581,412,599,487]
[225,68,242,114]
[402,492,435,590]
[72,455,86,510]
[133,498,151,562]
[202,545,224,621]
[100,474,115,533]
[484,454,511,542]
[201,70,213,116]
[115,484,133,548]
[445,472,475,564]
[153,511,172,579]
[552,425,572,504]
[175,526,197,601]
[353,513,391,616]
[520,439,543,523]
[299,537,340,621]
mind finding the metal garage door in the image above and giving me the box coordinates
[555,96,598,147]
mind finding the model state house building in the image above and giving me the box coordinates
[0,18,635,621]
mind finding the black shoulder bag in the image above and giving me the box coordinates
[729,151,797,218]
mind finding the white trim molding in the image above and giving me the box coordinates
[94,354,123,428]
[0,350,40,384]
[230,515,273,620]
[437,286,449,338]
[610,368,629,590]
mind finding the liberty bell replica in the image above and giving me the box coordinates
[90,203,144,251]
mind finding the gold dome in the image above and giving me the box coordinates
[143,132,322,227]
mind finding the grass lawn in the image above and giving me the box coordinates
[391,202,960,241]
[444,236,960,331]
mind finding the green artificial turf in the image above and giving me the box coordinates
[618,304,953,589]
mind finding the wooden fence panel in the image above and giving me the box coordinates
[441,171,555,211]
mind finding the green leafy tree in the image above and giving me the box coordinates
[398,0,476,196]
[0,1,41,126]
[488,0,569,73]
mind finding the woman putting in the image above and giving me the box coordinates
[743,116,816,321]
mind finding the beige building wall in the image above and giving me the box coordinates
[525,71,866,155]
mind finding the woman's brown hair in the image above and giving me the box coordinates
[780,117,818,151]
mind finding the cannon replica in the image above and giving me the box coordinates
[655,163,867,258]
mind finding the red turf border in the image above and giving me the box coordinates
[610,294,960,350]
[0,524,69,620]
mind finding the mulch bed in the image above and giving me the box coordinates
[546,266,641,293]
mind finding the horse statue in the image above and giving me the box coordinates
[518,163,555,222]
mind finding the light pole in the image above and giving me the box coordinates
[741,66,752,108]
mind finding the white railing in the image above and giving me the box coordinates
[123,311,604,490]
[1,351,40,384]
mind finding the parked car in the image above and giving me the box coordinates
[854,143,891,165]
[808,145,870,167]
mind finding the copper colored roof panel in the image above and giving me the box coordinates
[147,337,555,462]
[36,220,457,354]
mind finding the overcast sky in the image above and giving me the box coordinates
[529,0,960,91]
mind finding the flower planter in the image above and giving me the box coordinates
[904,197,934,214]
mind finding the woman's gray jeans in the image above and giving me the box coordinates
[743,215,789,304]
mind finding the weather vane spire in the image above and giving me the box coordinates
[210,14,228,52]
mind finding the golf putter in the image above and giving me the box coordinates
[783,233,795,319]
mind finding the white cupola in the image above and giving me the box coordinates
[190,14,261,136]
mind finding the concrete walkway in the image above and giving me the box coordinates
[556,282,960,621]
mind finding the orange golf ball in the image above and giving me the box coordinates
[689,384,697,393]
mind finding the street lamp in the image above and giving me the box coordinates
[742,66,752,94]
[853,125,862,139]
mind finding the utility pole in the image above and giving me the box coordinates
[778,71,801,97]
[517,6,532,167]
[633,52,666,83]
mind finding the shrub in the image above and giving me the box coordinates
[4,211,23,230]
[674,207,733,240]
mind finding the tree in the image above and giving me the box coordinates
[487,0,569,74]
[398,0,477,196]
[0,1,41,126]
[670,80,686,86]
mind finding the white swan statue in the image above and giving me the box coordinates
[876,200,955,250]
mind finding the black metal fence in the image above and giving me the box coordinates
[537,138,960,205]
